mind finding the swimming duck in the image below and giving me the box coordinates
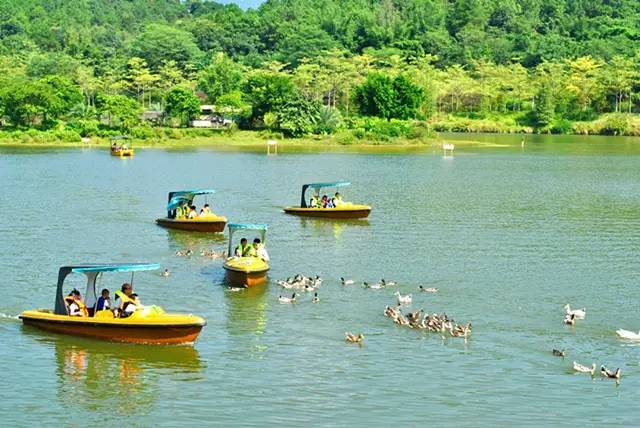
[600,365,621,379]
[345,332,364,343]
[159,269,171,277]
[563,314,576,325]
[341,277,355,285]
[419,286,439,293]
[312,292,320,303]
[303,284,317,293]
[564,304,586,320]
[573,361,596,375]
[175,249,192,257]
[552,349,566,357]
[363,282,384,289]
[381,279,397,286]
[278,293,296,304]
[395,292,412,305]
[616,329,640,340]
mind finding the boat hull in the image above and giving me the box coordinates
[283,206,371,219]
[111,149,134,157]
[156,217,227,232]
[223,257,269,287]
[20,310,205,345]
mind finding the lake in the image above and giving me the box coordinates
[1,134,639,426]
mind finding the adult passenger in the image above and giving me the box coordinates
[114,283,135,318]
[235,238,250,257]
[200,204,212,216]
[65,289,88,317]
[252,238,270,262]
[188,205,198,219]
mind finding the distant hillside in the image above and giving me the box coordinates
[1,0,639,68]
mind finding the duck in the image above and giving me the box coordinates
[383,305,399,318]
[552,349,566,357]
[278,293,296,304]
[340,277,355,286]
[381,279,397,286]
[303,284,317,293]
[312,292,320,303]
[616,328,640,340]
[573,361,596,375]
[563,313,576,325]
[363,282,384,289]
[395,291,412,305]
[564,304,586,319]
[175,249,192,257]
[600,365,621,379]
[345,332,364,343]
[418,286,439,293]
[159,269,171,277]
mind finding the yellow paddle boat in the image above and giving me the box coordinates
[223,224,270,287]
[283,181,371,219]
[156,189,227,232]
[110,135,134,157]
[20,263,206,345]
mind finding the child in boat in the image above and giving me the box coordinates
[321,195,329,208]
[65,289,88,317]
[252,238,270,262]
[96,289,111,311]
[188,205,198,219]
[200,204,212,216]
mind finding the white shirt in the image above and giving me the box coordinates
[257,245,270,262]
[188,210,198,219]
[69,302,81,316]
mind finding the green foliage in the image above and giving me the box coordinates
[164,87,201,127]
[244,71,296,123]
[131,24,202,69]
[354,73,424,120]
[96,94,141,131]
[197,53,243,103]
[274,94,322,137]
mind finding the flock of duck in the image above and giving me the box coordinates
[557,304,624,382]
[171,248,637,381]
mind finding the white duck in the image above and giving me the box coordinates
[278,293,296,304]
[363,282,384,289]
[395,291,412,305]
[573,361,596,375]
[159,269,171,277]
[340,277,355,285]
[381,279,397,286]
[564,304,586,319]
[616,329,640,340]
[419,286,438,293]
[600,365,621,380]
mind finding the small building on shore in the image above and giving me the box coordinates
[190,105,236,128]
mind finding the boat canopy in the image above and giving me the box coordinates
[167,189,215,214]
[54,263,160,315]
[227,224,268,255]
[300,181,351,208]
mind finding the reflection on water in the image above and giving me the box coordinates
[298,217,370,242]
[165,229,226,251]
[224,285,269,360]
[21,325,203,414]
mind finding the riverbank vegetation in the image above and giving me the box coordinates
[2,0,640,145]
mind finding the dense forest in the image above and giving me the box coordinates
[2,0,640,142]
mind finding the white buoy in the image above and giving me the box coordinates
[267,139,278,155]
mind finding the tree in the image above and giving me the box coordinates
[124,57,159,108]
[275,94,322,137]
[130,24,202,70]
[164,87,201,127]
[244,71,296,123]
[97,94,141,131]
[354,73,424,120]
[197,53,243,103]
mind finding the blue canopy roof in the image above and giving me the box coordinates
[228,223,268,231]
[167,189,215,210]
[68,263,161,273]
[304,181,351,190]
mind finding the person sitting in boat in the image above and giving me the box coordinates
[114,283,136,318]
[321,195,331,208]
[123,293,143,316]
[111,142,117,151]
[310,195,320,208]
[200,203,212,216]
[65,289,88,317]
[252,238,270,262]
[234,238,251,257]
[188,205,198,219]
[175,201,186,219]
[333,192,344,207]
[96,288,111,311]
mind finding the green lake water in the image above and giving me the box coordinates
[1,134,639,426]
